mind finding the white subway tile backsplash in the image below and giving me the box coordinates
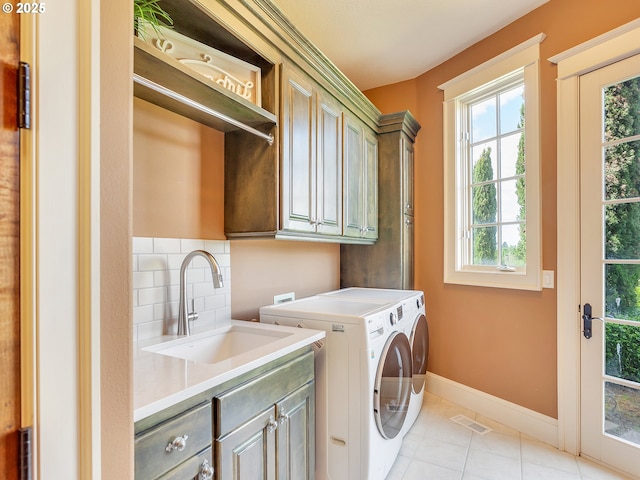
[138,254,169,271]
[187,268,205,284]
[132,237,154,254]
[153,238,181,253]
[154,270,171,287]
[204,240,226,254]
[133,304,154,324]
[205,294,226,311]
[137,320,164,341]
[180,238,205,253]
[133,271,154,289]
[167,253,185,270]
[132,237,232,340]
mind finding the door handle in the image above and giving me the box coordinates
[582,303,593,339]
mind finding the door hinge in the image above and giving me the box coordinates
[20,427,33,480]
[18,62,31,129]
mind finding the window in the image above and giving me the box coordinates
[440,34,544,290]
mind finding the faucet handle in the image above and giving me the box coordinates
[188,298,199,323]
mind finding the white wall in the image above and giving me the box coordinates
[34,0,133,478]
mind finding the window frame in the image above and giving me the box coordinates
[441,34,544,290]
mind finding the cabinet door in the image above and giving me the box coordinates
[281,66,316,233]
[363,129,379,240]
[343,115,364,238]
[276,381,315,480]
[402,135,415,216]
[316,90,343,236]
[403,215,414,289]
[216,407,277,480]
[343,114,378,240]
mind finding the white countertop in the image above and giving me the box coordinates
[134,320,325,422]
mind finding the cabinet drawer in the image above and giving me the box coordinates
[215,350,314,437]
[135,402,212,480]
[158,446,213,480]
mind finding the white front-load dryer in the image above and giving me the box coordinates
[260,296,412,480]
[319,288,429,435]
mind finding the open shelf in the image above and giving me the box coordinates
[133,37,276,138]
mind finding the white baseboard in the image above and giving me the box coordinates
[426,372,559,448]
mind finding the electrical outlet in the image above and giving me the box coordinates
[273,292,296,304]
[543,270,555,289]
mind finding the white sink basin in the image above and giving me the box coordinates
[135,320,325,421]
[143,323,293,364]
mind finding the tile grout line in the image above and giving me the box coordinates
[459,412,475,479]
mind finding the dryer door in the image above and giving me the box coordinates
[373,331,412,439]
[410,313,429,394]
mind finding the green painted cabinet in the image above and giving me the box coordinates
[280,64,343,239]
[214,350,315,480]
[134,348,315,480]
[341,111,421,289]
[134,402,213,480]
[343,112,379,241]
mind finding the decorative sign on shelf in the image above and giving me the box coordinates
[141,24,261,106]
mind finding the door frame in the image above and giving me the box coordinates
[552,18,640,456]
[20,10,36,461]
[20,2,134,478]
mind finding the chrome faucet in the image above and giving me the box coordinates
[177,249,224,336]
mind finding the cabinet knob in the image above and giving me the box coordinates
[198,459,214,480]
[266,415,278,433]
[165,434,189,453]
[278,409,289,425]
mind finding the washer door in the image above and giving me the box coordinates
[410,313,429,394]
[373,331,412,439]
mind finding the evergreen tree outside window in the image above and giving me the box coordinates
[441,35,543,290]
[468,82,526,269]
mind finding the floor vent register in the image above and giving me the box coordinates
[450,415,492,435]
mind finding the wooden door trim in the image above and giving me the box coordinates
[1,10,22,480]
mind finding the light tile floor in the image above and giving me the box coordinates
[386,392,636,480]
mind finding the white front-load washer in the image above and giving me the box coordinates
[319,288,429,435]
[260,296,412,480]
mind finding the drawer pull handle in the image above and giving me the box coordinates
[165,434,189,453]
[266,416,278,433]
[199,459,214,480]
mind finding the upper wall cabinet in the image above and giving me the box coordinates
[133,0,382,244]
[280,64,343,238]
[226,61,377,244]
[343,113,378,241]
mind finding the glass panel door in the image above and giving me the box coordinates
[580,54,640,478]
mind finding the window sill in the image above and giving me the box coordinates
[444,268,542,291]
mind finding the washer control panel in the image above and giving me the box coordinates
[367,313,385,335]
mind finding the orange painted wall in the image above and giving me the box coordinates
[133,97,226,240]
[365,0,640,418]
[230,239,340,320]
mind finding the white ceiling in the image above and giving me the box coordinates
[270,0,549,91]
